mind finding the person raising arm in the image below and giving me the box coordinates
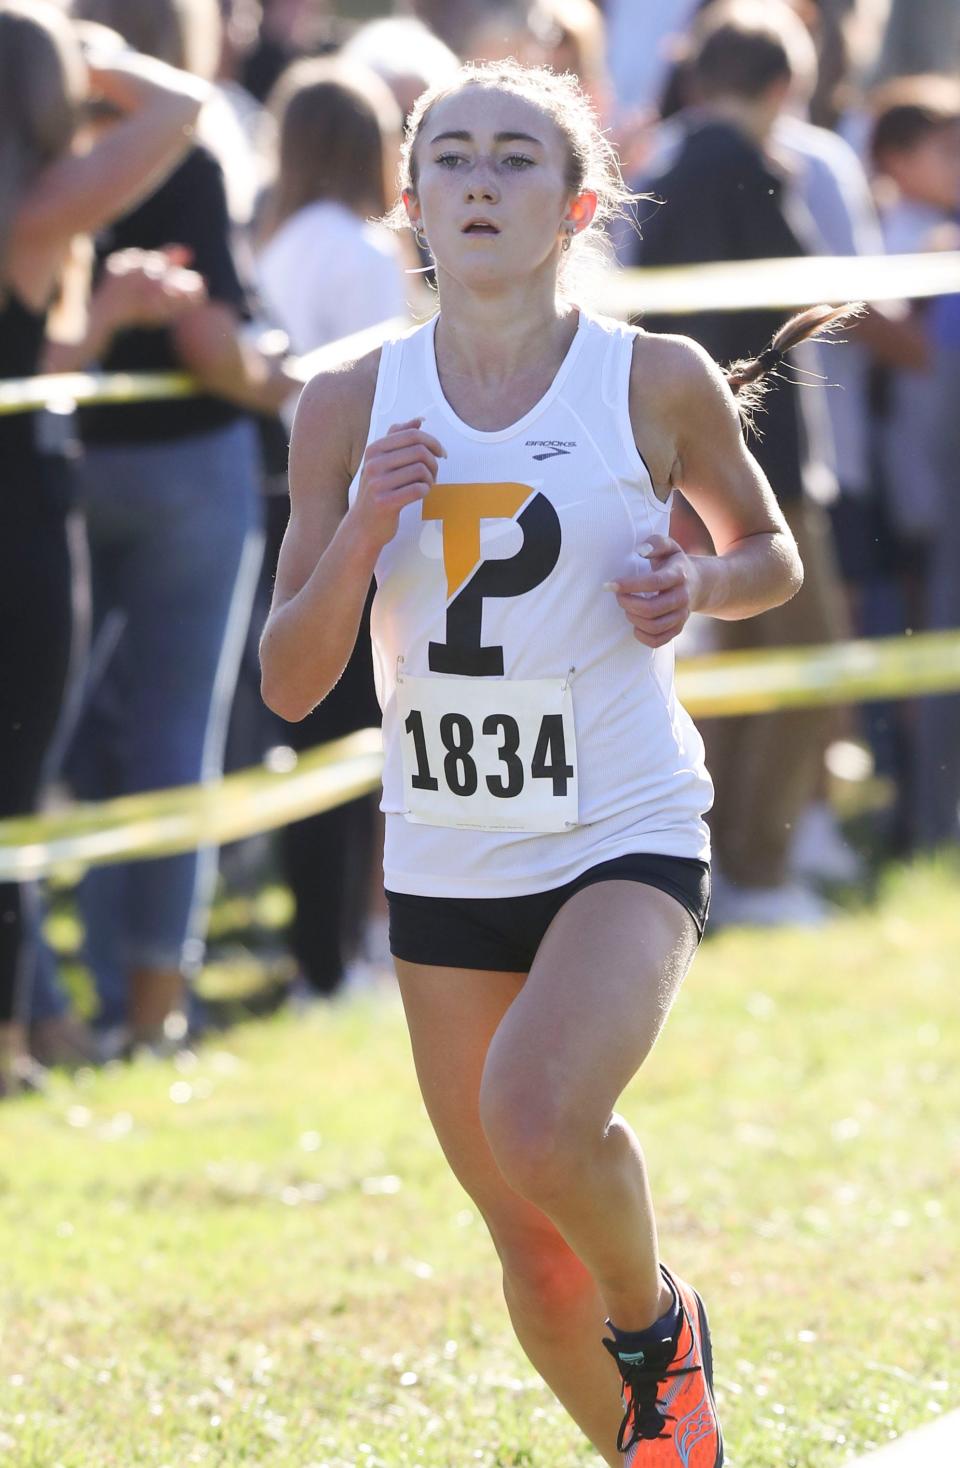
[7,10,206,313]
[0,0,205,1092]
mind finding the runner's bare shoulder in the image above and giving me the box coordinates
[289,346,383,512]
[630,330,735,421]
[274,347,384,611]
[627,330,743,497]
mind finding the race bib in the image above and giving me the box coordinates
[395,672,579,832]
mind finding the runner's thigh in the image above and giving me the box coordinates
[395,960,564,1239]
[483,882,699,1130]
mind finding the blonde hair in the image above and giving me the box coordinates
[341,17,460,96]
[71,0,221,81]
[726,302,865,425]
[0,0,85,290]
[528,0,607,94]
[261,58,401,242]
[388,58,634,303]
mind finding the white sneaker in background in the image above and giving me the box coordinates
[341,959,379,997]
[363,915,392,969]
[789,801,864,885]
[286,975,326,1015]
[340,956,397,1000]
[338,917,396,999]
[709,875,832,930]
[93,1024,133,1064]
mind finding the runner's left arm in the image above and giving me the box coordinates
[609,333,803,650]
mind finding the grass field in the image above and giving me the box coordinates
[1,860,958,1467]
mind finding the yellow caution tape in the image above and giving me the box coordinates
[0,730,384,882]
[0,369,195,416]
[0,316,409,417]
[676,628,960,715]
[594,250,960,316]
[1,632,958,881]
[3,253,959,416]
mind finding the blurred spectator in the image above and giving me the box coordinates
[764,8,879,884]
[767,4,939,882]
[875,0,960,84]
[868,77,960,847]
[684,0,936,881]
[341,16,460,120]
[525,0,613,120]
[777,110,880,516]
[254,58,409,999]
[463,3,535,64]
[632,0,851,926]
[198,2,271,231]
[54,0,302,1054]
[791,0,859,130]
[0,0,205,1092]
[214,3,277,209]
[241,0,338,103]
[917,300,960,849]
[869,80,959,558]
[659,2,882,153]
[402,0,475,54]
[219,0,265,97]
[257,60,406,349]
[210,0,292,824]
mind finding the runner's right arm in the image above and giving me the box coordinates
[260,357,446,722]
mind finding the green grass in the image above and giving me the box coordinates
[2,861,958,1467]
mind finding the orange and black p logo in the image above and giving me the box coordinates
[422,482,561,676]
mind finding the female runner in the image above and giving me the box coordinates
[261,59,847,1468]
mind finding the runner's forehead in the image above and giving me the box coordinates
[424,88,562,154]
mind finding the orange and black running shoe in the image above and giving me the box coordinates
[602,1265,723,1466]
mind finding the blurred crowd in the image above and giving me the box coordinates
[1,0,958,1093]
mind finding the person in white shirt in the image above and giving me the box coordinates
[256,58,408,353]
[255,58,411,1002]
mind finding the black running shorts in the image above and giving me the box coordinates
[386,853,710,973]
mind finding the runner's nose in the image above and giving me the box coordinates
[465,165,500,204]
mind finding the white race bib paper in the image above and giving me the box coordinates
[395,672,579,832]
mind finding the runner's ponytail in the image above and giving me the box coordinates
[725,302,865,424]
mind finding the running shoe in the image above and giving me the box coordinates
[602,1265,723,1466]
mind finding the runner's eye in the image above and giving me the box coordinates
[502,154,535,169]
[435,152,467,168]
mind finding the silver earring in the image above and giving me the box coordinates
[561,229,574,253]
[415,225,429,250]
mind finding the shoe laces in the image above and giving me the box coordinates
[603,1336,701,1451]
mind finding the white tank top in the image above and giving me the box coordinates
[349,308,713,898]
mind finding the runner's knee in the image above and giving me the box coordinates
[479,1063,594,1204]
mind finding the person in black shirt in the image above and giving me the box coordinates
[64,0,303,1050]
[0,1,206,1095]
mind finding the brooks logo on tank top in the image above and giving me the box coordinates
[348,309,714,899]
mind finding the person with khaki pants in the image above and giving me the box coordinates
[629,4,856,924]
[702,498,850,914]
